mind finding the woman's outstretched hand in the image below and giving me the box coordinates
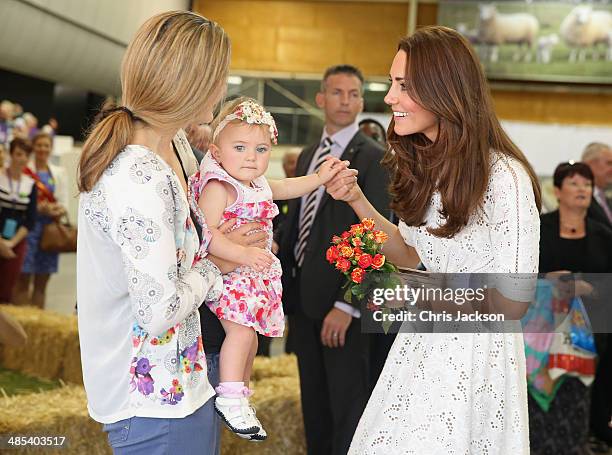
[325,168,360,203]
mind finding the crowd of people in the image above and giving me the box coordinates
[0,100,65,308]
[1,10,612,455]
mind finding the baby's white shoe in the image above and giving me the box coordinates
[214,395,260,435]
[245,404,267,442]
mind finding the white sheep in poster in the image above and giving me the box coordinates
[560,5,612,62]
[478,4,540,63]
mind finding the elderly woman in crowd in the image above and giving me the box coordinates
[529,161,612,455]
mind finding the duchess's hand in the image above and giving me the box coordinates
[325,168,360,203]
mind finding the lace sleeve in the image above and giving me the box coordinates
[487,156,540,301]
[398,220,416,247]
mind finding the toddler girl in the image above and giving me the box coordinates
[188,97,347,441]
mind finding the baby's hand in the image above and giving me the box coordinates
[241,246,274,272]
[317,157,349,184]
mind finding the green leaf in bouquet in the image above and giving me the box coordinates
[381,308,394,334]
[351,282,368,297]
[344,287,353,303]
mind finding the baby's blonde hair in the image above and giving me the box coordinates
[212,96,272,145]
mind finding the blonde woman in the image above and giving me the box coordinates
[77,11,251,454]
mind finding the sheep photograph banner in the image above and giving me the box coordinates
[438,1,612,84]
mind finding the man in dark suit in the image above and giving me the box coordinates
[582,142,612,448]
[582,142,612,228]
[278,65,390,455]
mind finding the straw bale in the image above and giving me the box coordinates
[0,385,110,455]
[59,335,83,385]
[221,375,306,455]
[251,354,299,381]
[0,305,82,384]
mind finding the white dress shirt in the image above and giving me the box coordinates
[299,122,361,318]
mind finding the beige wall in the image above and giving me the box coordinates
[195,0,409,77]
[196,0,611,126]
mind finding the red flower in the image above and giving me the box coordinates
[341,231,351,240]
[358,253,373,269]
[332,235,343,244]
[372,254,386,269]
[340,245,354,258]
[351,237,363,247]
[362,218,375,231]
[326,246,340,263]
[172,379,179,387]
[354,246,363,261]
[335,258,351,273]
[351,268,365,283]
[215,307,224,318]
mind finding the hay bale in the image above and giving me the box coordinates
[60,335,83,385]
[0,305,82,384]
[0,385,109,455]
[251,354,298,382]
[221,375,306,455]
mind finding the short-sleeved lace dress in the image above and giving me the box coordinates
[349,154,540,455]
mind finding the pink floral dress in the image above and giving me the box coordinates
[188,153,284,337]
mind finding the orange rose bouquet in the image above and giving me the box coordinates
[326,218,399,303]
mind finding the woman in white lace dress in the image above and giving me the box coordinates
[326,27,541,454]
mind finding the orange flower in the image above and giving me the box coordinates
[358,253,373,269]
[326,246,340,263]
[340,245,354,258]
[351,237,363,247]
[366,232,375,240]
[372,254,386,269]
[332,235,343,244]
[351,267,365,283]
[336,258,351,272]
[362,218,375,231]
[373,230,389,244]
[350,224,364,236]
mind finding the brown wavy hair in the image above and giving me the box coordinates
[78,11,230,192]
[383,26,541,238]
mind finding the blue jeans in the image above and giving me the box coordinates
[103,398,216,455]
[102,353,221,455]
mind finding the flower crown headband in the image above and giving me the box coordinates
[212,100,279,145]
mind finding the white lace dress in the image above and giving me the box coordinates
[349,154,540,455]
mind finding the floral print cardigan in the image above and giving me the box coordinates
[77,144,222,423]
